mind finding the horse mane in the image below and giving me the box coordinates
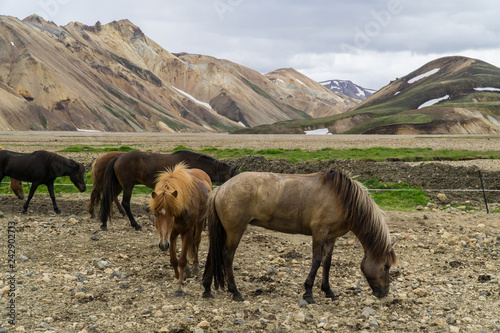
[319,170,391,260]
[150,162,195,216]
[31,150,75,168]
[173,150,234,178]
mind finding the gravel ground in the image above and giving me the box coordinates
[0,132,499,333]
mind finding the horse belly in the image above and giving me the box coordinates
[250,217,312,235]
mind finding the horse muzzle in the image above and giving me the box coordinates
[158,241,170,251]
[372,286,389,298]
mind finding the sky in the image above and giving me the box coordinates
[1,0,500,90]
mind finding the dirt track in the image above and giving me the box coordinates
[0,132,499,333]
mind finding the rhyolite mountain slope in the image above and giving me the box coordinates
[0,15,356,132]
[320,79,376,100]
[235,56,500,134]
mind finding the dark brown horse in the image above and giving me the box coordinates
[0,150,86,214]
[99,150,238,231]
[87,151,125,218]
[150,163,212,296]
[202,170,397,303]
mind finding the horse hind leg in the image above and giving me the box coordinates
[320,238,337,300]
[121,188,142,230]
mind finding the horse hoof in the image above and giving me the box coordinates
[202,291,214,299]
[232,293,244,302]
[22,210,29,215]
[100,225,108,231]
[55,210,62,214]
[174,290,186,297]
[303,295,316,304]
[134,225,142,231]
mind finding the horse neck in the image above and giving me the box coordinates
[345,187,391,261]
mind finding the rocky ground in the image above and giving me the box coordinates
[0,132,499,332]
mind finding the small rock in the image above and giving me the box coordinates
[298,300,308,308]
[1,286,10,294]
[233,318,244,325]
[198,320,210,328]
[294,312,306,322]
[361,307,375,319]
[92,259,110,270]
[19,253,29,262]
[437,193,448,202]
[414,288,428,297]
[432,318,446,327]
[449,326,460,333]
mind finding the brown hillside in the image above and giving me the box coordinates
[0,15,355,132]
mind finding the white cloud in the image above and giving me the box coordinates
[2,0,500,90]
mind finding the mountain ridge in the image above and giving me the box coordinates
[234,56,500,135]
[320,79,376,100]
[0,15,356,132]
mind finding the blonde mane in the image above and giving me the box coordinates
[150,162,195,216]
[320,170,392,260]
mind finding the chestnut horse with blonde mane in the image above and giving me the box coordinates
[150,163,212,296]
[202,170,397,303]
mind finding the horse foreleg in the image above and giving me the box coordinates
[169,235,179,279]
[174,233,191,297]
[320,238,337,300]
[121,188,142,230]
[46,182,61,214]
[88,187,99,218]
[189,220,204,276]
[303,236,326,304]
[22,183,40,214]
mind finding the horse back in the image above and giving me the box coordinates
[214,172,345,236]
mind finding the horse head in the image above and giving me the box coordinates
[217,163,240,183]
[150,190,177,251]
[69,161,87,192]
[360,246,397,298]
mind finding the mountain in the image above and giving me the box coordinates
[265,69,357,118]
[0,15,356,132]
[235,56,500,135]
[320,79,376,100]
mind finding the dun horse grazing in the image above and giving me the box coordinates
[149,163,212,296]
[203,170,398,303]
[0,150,86,214]
[87,151,125,218]
[99,150,238,231]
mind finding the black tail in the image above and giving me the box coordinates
[202,187,227,290]
[98,157,121,226]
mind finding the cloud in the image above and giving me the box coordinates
[2,0,500,90]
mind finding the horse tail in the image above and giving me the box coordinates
[87,159,99,214]
[202,186,227,290]
[98,157,120,225]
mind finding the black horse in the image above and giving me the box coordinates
[98,150,239,231]
[0,150,86,214]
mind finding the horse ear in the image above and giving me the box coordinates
[172,190,178,198]
[151,191,157,199]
